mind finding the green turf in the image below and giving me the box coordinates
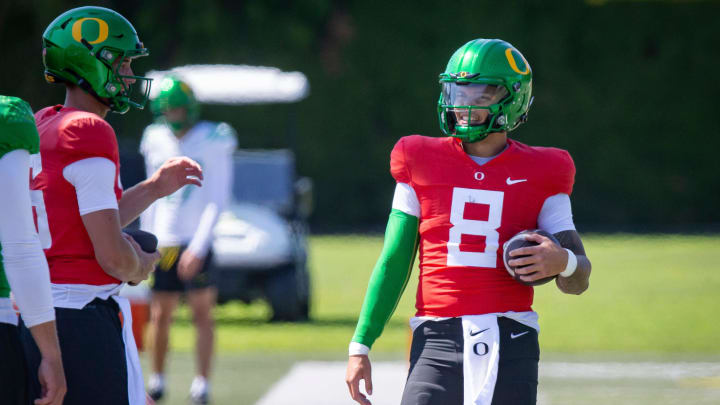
[534,234,720,354]
[539,376,720,405]
[140,352,298,405]
[166,234,720,355]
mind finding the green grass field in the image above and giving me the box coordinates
[146,234,720,404]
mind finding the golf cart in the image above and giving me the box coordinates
[122,65,312,322]
[212,148,312,321]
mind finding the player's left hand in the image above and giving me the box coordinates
[145,392,156,405]
[508,232,569,283]
[147,157,203,198]
[346,355,373,405]
[34,355,66,405]
[124,233,161,284]
[177,250,204,281]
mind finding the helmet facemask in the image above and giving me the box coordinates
[439,82,510,142]
[98,47,153,113]
[161,107,194,132]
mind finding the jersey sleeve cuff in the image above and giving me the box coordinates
[349,341,370,356]
[78,202,120,216]
[21,310,56,329]
[537,193,576,234]
[391,183,420,218]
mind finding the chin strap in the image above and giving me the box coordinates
[75,77,116,111]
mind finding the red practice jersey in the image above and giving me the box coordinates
[30,106,123,286]
[391,135,575,317]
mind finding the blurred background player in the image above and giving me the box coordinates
[140,76,237,405]
[346,38,592,405]
[0,95,66,405]
[20,7,203,405]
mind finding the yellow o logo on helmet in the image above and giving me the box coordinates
[71,18,109,45]
[504,48,530,75]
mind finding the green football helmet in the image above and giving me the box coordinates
[42,6,152,114]
[0,96,39,154]
[150,76,200,132]
[438,38,533,142]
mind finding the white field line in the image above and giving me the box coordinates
[540,362,720,380]
[254,361,406,405]
[254,361,720,405]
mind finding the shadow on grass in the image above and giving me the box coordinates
[174,314,408,329]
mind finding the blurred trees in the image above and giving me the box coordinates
[1,0,718,231]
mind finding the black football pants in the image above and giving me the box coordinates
[0,322,28,405]
[20,297,129,405]
[401,316,539,405]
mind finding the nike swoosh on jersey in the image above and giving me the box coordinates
[506,177,527,185]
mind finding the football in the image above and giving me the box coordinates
[502,229,559,286]
[122,228,158,253]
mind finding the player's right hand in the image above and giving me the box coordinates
[34,355,66,405]
[124,234,160,283]
[346,355,373,405]
[147,156,204,198]
[177,249,204,281]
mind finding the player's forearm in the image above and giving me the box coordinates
[118,179,162,227]
[0,151,56,327]
[2,240,56,327]
[188,158,231,256]
[187,203,220,257]
[81,209,143,281]
[188,152,233,257]
[556,255,590,294]
[351,209,419,350]
[553,230,591,295]
[28,321,62,361]
[96,238,143,282]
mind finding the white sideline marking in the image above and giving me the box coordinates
[254,361,406,405]
[541,362,720,380]
[254,361,720,405]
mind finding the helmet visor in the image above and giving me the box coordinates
[441,83,508,126]
[441,83,508,107]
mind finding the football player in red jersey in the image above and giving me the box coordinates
[20,7,202,405]
[346,39,592,405]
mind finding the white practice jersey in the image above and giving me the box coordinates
[139,121,237,256]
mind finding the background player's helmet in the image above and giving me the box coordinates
[150,76,200,132]
[437,38,533,142]
[42,6,152,114]
[0,96,39,147]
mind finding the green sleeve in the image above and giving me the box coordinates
[0,244,9,298]
[351,208,419,349]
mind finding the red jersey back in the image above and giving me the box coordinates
[30,105,123,285]
[391,135,575,317]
